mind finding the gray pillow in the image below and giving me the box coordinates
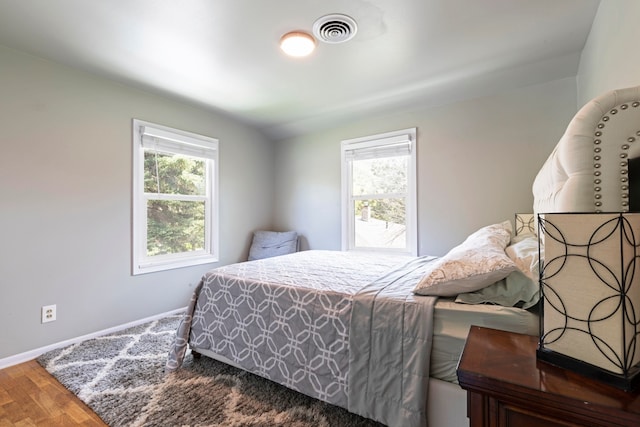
[248,231,298,261]
[455,271,538,308]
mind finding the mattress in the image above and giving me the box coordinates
[431,298,539,383]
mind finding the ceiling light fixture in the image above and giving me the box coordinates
[280,31,316,57]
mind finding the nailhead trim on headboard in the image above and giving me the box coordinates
[593,102,640,213]
[533,86,640,215]
[594,123,603,211]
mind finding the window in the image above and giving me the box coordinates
[132,119,219,275]
[341,128,417,255]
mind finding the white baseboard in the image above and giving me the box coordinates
[0,307,187,370]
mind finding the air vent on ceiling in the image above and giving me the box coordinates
[312,14,358,44]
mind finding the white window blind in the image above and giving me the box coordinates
[140,125,217,159]
[343,134,411,161]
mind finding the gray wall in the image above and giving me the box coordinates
[577,0,640,106]
[273,78,577,256]
[0,45,275,359]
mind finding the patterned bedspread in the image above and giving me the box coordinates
[167,250,438,427]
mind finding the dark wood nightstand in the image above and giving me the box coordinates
[456,326,640,427]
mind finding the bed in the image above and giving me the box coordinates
[167,84,640,427]
[167,242,538,427]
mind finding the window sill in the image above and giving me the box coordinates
[133,254,218,275]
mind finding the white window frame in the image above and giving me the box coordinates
[341,128,417,256]
[132,119,219,275]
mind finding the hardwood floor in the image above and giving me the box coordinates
[0,360,107,426]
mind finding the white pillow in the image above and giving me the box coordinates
[505,234,539,281]
[413,221,517,297]
[455,234,540,308]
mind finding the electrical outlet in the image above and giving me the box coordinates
[42,304,57,323]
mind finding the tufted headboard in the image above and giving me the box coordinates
[533,85,640,214]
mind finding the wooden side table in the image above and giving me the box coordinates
[456,326,640,427]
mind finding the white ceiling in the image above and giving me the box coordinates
[0,0,600,140]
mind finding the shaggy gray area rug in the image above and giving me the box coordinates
[37,314,384,427]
